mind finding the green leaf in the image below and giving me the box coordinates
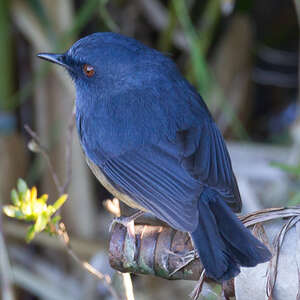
[26,225,36,243]
[271,162,300,176]
[6,180,68,242]
[20,201,32,216]
[11,189,20,206]
[46,205,56,216]
[15,210,25,219]
[32,199,47,216]
[22,213,36,222]
[40,194,48,203]
[53,194,68,211]
[51,215,61,224]
[34,211,49,233]
[288,192,300,206]
[17,178,28,194]
[3,205,19,218]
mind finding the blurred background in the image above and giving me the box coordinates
[1,0,300,299]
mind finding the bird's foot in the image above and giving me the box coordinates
[109,210,145,256]
[167,249,199,276]
[109,210,145,236]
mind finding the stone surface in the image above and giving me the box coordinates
[235,219,300,300]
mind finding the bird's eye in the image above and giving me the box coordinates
[83,64,95,77]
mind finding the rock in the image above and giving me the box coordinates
[235,219,300,300]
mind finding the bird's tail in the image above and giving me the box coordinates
[190,187,271,282]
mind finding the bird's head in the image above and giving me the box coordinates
[37,32,172,101]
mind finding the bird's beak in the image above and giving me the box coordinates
[37,53,72,70]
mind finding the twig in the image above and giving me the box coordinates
[121,273,135,300]
[189,269,206,300]
[25,115,75,195]
[56,223,121,300]
[24,124,63,195]
[25,110,74,195]
[240,206,300,227]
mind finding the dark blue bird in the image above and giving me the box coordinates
[37,32,271,282]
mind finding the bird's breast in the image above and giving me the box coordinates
[85,156,148,212]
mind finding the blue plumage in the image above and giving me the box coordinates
[37,32,271,282]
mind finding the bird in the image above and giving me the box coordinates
[37,32,271,282]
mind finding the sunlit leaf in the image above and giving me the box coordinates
[15,210,26,219]
[51,215,61,224]
[21,201,32,216]
[30,186,37,202]
[11,189,20,206]
[53,194,68,211]
[17,178,28,194]
[4,179,68,242]
[3,205,19,218]
[46,205,56,216]
[26,225,36,243]
[32,199,47,216]
[34,211,49,233]
[24,189,31,202]
[40,194,48,203]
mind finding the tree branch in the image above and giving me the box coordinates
[108,206,300,299]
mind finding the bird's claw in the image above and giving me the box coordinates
[109,210,145,237]
[109,216,134,232]
[167,249,199,276]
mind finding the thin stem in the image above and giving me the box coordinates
[24,124,63,195]
[56,223,121,300]
[122,273,135,300]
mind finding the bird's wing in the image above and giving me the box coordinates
[176,120,242,213]
[101,139,202,232]
[99,119,240,232]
